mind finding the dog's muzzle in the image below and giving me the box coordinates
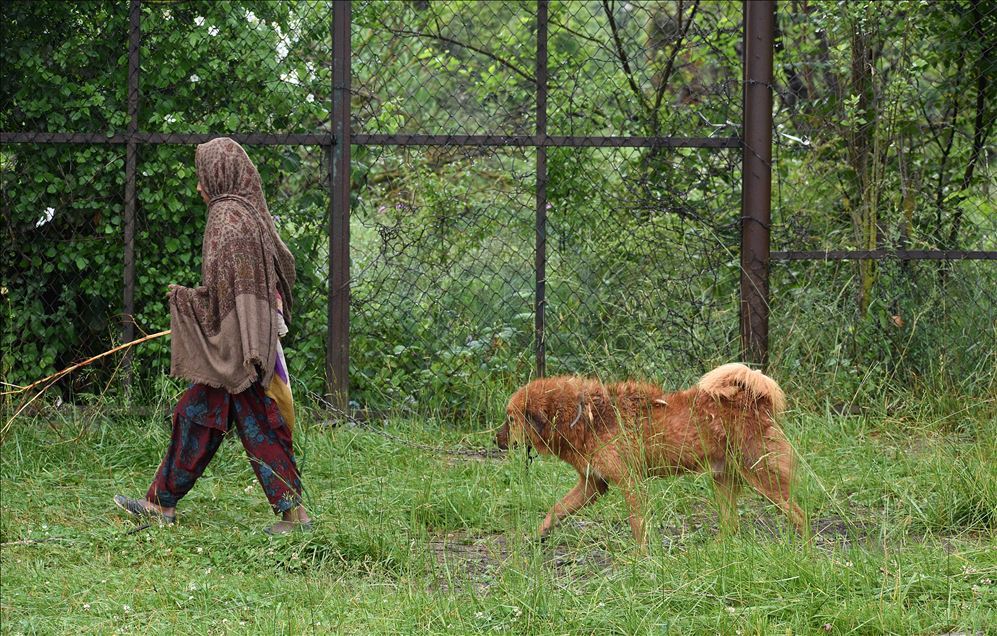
[495,422,510,450]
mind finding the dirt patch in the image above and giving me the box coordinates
[654,503,882,551]
[427,529,613,592]
[424,504,973,592]
[428,531,508,593]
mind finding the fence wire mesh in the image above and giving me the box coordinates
[768,0,995,393]
[2,144,127,394]
[348,0,742,417]
[543,146,740,376]
[348,146,535,415]
[354,0,536,138]
[2,0,336,400]
[139,1,332,137]
[2,0,993,418]
[548,0,741,139]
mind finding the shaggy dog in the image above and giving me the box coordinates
[495,364,805,546]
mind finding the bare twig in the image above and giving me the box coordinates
[1,330,171,398]
[1,330,172,441]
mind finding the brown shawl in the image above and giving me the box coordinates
[169,138,296,394]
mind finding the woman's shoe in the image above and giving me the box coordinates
[263,520,312,535]
[113,495,176,525]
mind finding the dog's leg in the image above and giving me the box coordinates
[742,427,807,535]
[713,472,742,534]
[596,447,648,548]
[619,480,648,549]
[538,474,608,539]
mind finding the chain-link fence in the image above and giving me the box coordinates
[347,0,744,417]
[3,1,993,420]
[767,0,996,396]
[2,1,336,399]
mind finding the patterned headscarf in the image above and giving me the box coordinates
[168,138,296,394]
[194,137,296,318]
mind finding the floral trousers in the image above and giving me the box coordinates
[147,383,303,514]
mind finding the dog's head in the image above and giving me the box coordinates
[495,383,550,451]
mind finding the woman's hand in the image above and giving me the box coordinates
[166,284,179,298]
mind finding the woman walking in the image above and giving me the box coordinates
[114,137,310,534]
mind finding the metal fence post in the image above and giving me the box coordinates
[740,0,774,366]
[535,0,548,378]
[122,0,141,385]
[327,0,352,408]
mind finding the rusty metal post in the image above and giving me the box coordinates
[121,0,140,385]
[535,0,548,378]
[327,0,351,408]
[740,0,774,366]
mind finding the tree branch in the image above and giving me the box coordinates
[651,0,701,131]
[377,21,534,85]
[601,0,648,112]
[933,59,964,246]
[947,0,994,248]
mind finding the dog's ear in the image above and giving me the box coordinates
[524,409,546,436]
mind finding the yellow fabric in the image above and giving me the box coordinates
[266,376,295,432]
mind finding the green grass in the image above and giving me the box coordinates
[1,395,995,635]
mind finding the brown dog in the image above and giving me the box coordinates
[495,364,805,546]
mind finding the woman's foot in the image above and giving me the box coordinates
[113,495,176,524]
[264,505,312,535]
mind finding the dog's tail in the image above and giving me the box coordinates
[697,363,786,416]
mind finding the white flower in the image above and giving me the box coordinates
[36,207,55,228]
[123,604,132,613]
[279,71,300,86]
[189,74,200,83]
[306,94,315,103]
[194,16,205,27]
[196,546,203,553]
[164,114,177,125]
[208,26,219,37]
[83,603,91,610]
